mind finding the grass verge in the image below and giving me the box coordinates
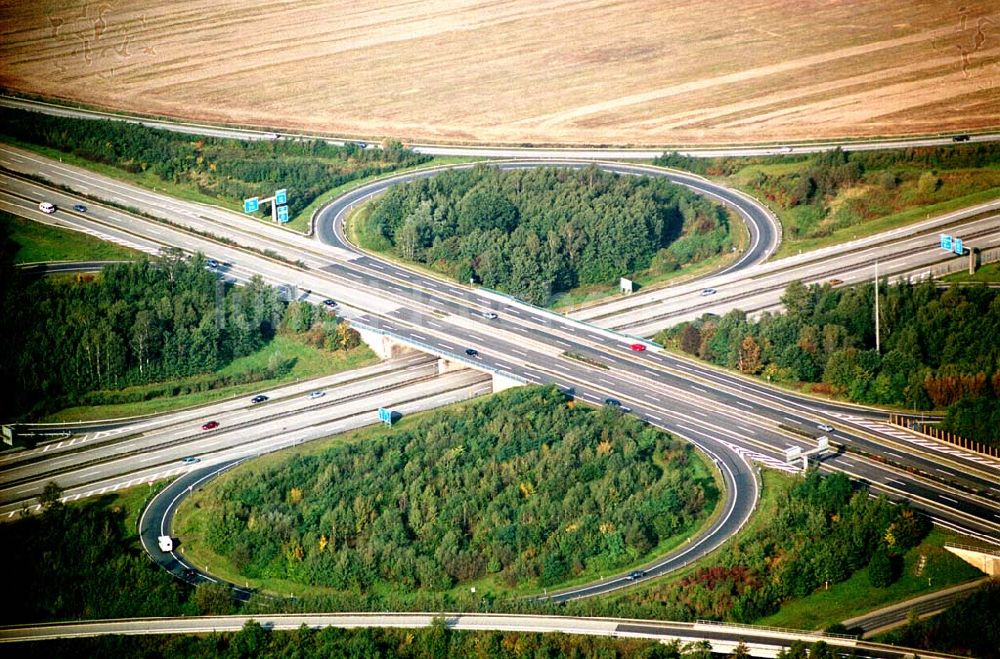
[942,261,1000,283]
[3,209,139,264]
[42,336,377,422]
[768,187,1000,260]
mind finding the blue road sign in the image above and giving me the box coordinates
[940,234,952,251]
[275,189,287,205]
[378,407,392,425]
[243,197,260,213]
[277,205,289,223]
[953,238,963,255]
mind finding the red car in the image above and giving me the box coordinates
[201,420,219,430]
[629,343,646,352]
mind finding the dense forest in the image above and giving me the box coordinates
[200,386,716,592]
[657,143,1000,241]
[566,471,935,623]
[15,619,733,659]
[359,165,732,304]
[0,107,430,218]
[0,245,360,420]
[657,280,1000,446]
[881,579,1000,659]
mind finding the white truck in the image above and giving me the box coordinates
[157,535,174,552]
[38,202,56,213]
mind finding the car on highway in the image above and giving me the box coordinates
[323,299,338,308]
[828,278,843,286]
[626,570,646,580]
[700,288,717,296]
[72,203,87,212]
[182,456,200,465]
[465,348,479,357]
[207,259,220,268]
[157,535,173,552]
[817,423,834,432]
[629,343,646,352]
[482,311,499,320]
[604,397,621,407]
[250,394,268,404]
[201,420,219,430]
[953,134,970,142]
[38,201,56,213]
[307,390,325,400]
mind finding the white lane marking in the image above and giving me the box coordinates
[939,494,958,504]
[782,416,799,423]
[737,426,756,435]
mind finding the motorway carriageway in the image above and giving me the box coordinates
[0,356,490,518]
[0,613,962,659]
[2,150,998,557]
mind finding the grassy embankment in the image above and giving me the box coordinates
[723,160,1000,259]
[593,470,983,629]
[173,396,718,602]
[3,209,139,263]
[43,335,376,422]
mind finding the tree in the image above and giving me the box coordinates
[194,581,238,615]
[738,336,762,374]
[39,481,64,512]
[868,545,894,587]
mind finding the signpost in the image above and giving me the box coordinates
[784,437,831,473]
[378,407,393,426]
[940,234,965,255]
[243,190,291,223]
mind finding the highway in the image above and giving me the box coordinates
[1,145,998,602]
[0,612,962,659]
[0,355,492,518]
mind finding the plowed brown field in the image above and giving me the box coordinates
[1,1,997,146]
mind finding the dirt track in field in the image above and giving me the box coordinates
[1,0,998,146]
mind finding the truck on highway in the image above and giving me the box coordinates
[157,535,173,552]
[38,202,56,213]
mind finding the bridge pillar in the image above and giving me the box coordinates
[492,372,523,393]
[945,544,999,576]
[355,326,416,360]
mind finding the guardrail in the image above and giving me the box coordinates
[945,542,1000,556]
[475,285,661,349]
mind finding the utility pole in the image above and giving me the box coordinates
[874,260,880,354]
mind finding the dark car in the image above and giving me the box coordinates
[207,259,219,268]
[953,134,970,142]
[604,398,621,407]
[700,288,717,296]
[323,299,338,307]
[626,570,645,580]
[250,394,268,404]
[72,203,87,212]
[201,420,219,430]
[465,348,479,357]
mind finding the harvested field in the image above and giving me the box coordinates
[0,1,998,146]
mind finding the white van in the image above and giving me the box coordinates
[157,535,174,552]
[38,202,56,213]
